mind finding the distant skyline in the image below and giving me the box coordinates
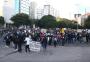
[31,0,90,19]
[0,0,90,19]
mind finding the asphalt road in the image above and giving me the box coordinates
[0,45,90,62]
[0,34,90,62]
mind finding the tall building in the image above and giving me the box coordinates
[36,4,57,19]
[3,0,30,15]
[36,9,43,19]
[81,13,90,26]
[43,5,50,15]
[74,13,90,26]
[15,0,30,14]
[74,14,82,25]
[3,0,14,23]
[29,1,36,19]
[3,0,30,23]
[43,4,57,16]
[15,0,20,14]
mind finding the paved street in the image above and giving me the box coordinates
[0,34,90,62]
[0,44,90,62]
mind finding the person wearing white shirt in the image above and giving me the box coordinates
[24,35,32,52]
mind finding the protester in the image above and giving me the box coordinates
[60,33,65,46]
[4,32,11,47]
[24,35,31,53]
[2,26,90,54]
[53,37,57,47]
[86,33,89,43]
[17,30,23,52]
[41,36,47,50]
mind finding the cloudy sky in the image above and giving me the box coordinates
[0,0,90,19]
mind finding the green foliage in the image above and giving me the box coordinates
[57,18,79,29]
[37,15,57,28]
[84,16,90,29]
[0,16,4,25]
[35,15,80,29]
[11,13,31,27]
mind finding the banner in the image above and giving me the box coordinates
[29,41,41,52]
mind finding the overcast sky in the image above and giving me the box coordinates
[30,0,90,19]
[0,0,90,19]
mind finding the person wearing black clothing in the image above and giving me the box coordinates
[61,33,65,46]
[41,36,47,50]
[53,37,57,47]
[86,33,89,43]
[16,31,23,52]
[48,37,52,45]
[4,33,11,47]
[12,34,18,50]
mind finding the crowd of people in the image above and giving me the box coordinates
[2,27,90,53]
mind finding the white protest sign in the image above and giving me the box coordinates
[29,41,41,52]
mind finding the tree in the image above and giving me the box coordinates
[0,16,4,25]
[84,16,90,29]
[57,18,79,29]
[57,21,67,28]
[37,15,57,28]
[11,13,32,27]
